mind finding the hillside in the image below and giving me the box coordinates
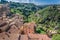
[0,1,60,40]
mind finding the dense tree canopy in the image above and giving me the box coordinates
[52,34,60,40]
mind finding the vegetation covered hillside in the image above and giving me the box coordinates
[0,1,60,40]
[9,2,60,40]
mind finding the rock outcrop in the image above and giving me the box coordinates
[0,4,23,40]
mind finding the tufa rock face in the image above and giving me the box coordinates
[0,4,24,33]
[0,4,23,40]
[22,22,36,34]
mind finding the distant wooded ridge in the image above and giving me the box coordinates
[0,0,60,5]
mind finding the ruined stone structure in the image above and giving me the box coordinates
[0,4,51,40]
